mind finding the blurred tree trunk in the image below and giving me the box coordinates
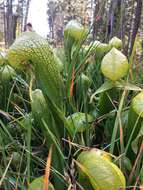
[4,0,31,46]
[4,0,19,47]
[24,0,31,30]
[108,0,123,39]
[13,14,18,39]
[92,0,99,40]
[119,0,125,40]
[92,0,106,41]
[19,0,24,32]
[5,0,13,46]
[47,1,57,39]
[108,0,117,39]
[130,0,142,55]
[124,0,135,55]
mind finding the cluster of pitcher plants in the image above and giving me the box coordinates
[0,20,143,190]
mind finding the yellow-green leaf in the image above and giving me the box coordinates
[101,48,129,81]
[132,92,143,118]
[64,20,88,41]
[109,37,122,50]
[66,112,93,134]
[28,176,54,190]
[77,149,126,190]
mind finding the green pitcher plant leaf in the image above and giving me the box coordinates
[64,20,88,41]
[7,31,63,109]
[125,92,143,159]
[90,80,142,104]
[132,92,143,118]
[66,112,93,135]
[132,123,143,154]
[76,149,126,190]
[101,48,129,81]
[0,64,16,82]
[109,37,123,50]
[115,80,142,91]
[28,176,54,190]
[90,80,114,103]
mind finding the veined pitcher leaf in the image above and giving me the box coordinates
[7,31,63,109]
[101,48,129,81]
[77,149,126,190]
[54,53,63,72]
